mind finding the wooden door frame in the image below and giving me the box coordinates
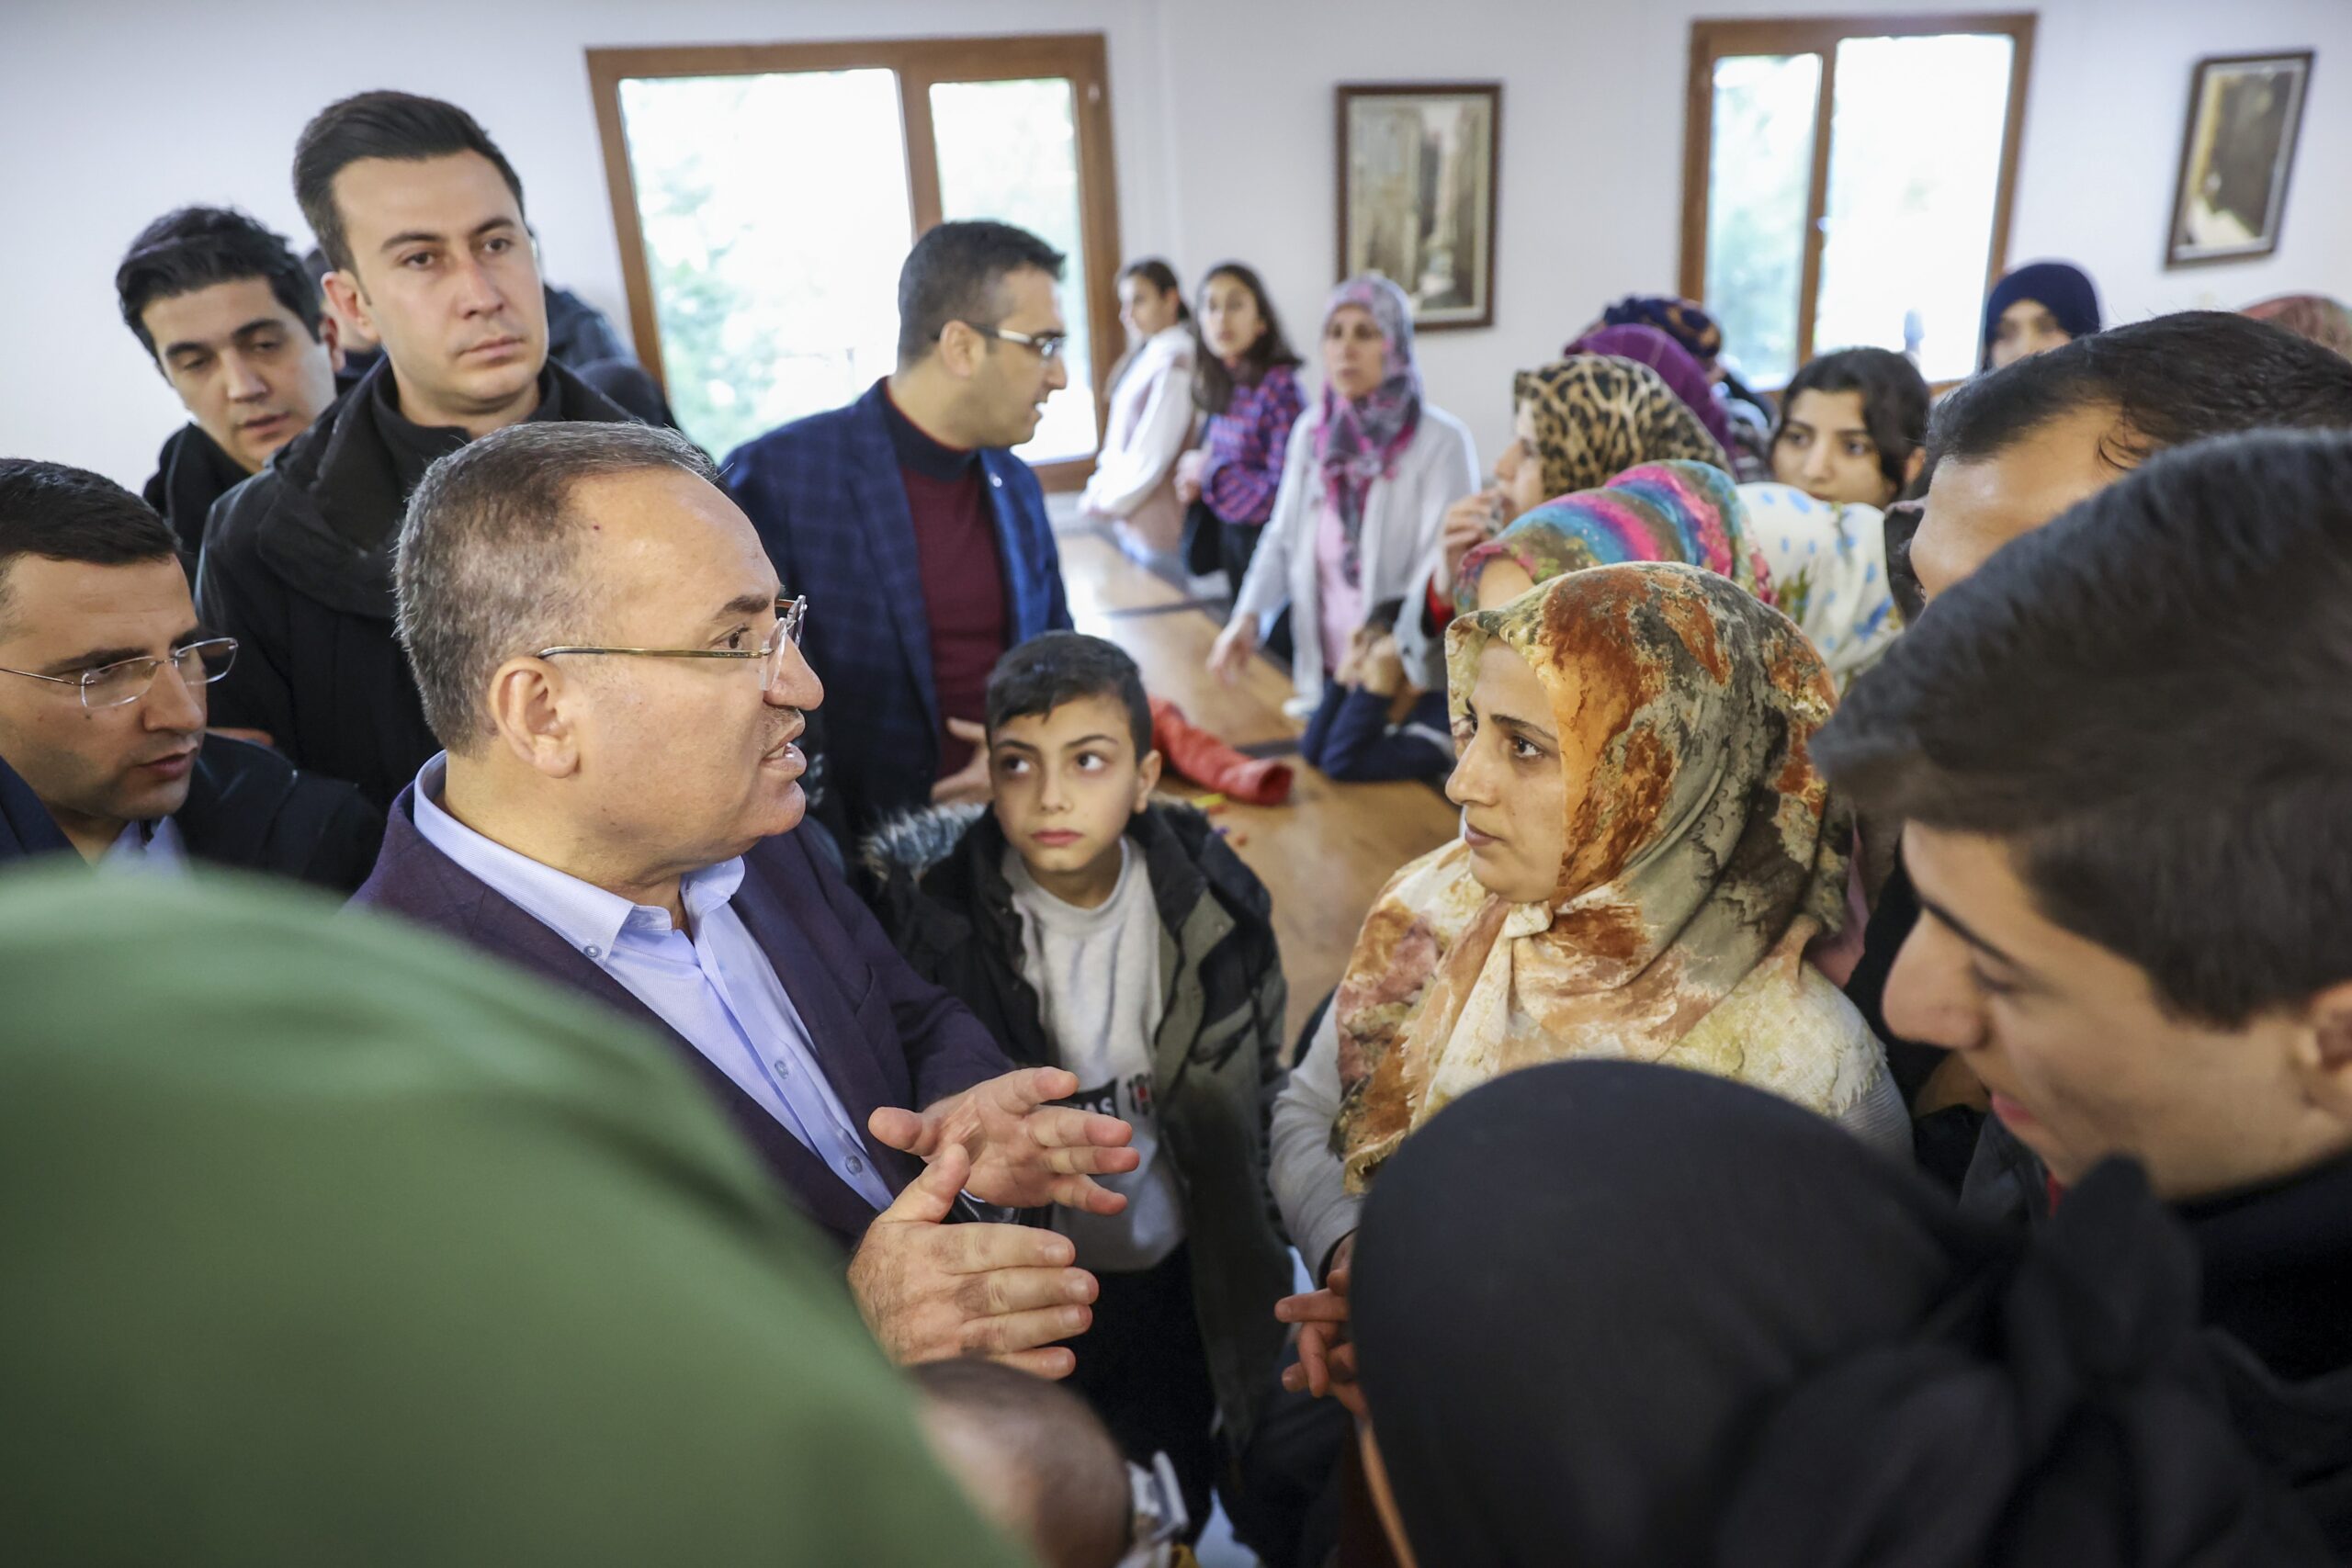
[1678,12,2037,384]
[585,32,1123,487]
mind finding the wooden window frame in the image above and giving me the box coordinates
[1678,12,2036,386]
[586,33,1124,489]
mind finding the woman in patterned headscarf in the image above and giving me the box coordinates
[1454,459,1768,614]
[1213,276,1478,705]
[1267,564,1906,1307]
[1737,480,1902,687]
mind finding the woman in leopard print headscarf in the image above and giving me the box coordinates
[1410,355,1736,673]
[1515,355,1731,498]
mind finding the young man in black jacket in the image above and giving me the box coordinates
[869,631,1293,1541]
[0,461,379,890]
[1816,430,2352,1552]
[198,92,633,809]
[114,208,344,557]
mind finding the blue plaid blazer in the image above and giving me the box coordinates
[722,380,1070,836]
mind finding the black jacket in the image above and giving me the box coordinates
[0,736,380,893]
[141,423,249,558]
[867,801,1294,1446]
[1959,1102,2352,1552]
[195,359,633,809]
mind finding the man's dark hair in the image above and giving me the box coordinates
[114,208,323,359]
[1773,346,1930,492]
[911,1359,1131,1568]
[1194,260,1304,416]
[295,91,526,276]
[1929,310,2352,473]
[985,631,1153,761]
[396,423,718,750]
[0,461,180,631]
[1816,429,2352,1025]
[896,220,1066,367]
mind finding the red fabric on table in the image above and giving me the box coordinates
[1149,696,1294,805]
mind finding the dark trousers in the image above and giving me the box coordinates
[1068,1246,1220,1540]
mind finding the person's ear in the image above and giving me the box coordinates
[933,321,983,381]
[319,312,345,375]
[485,657,583,779]
[321,268,374,340]
[2292,980,2352,1127]
[1902,446,1928,489]
[1134,747,1162,810]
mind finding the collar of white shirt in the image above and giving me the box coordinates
[103,814,188,873]
[410,753,744,960]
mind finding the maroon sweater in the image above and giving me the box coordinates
[881,386,1009,777]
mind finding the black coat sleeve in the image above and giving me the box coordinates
[195,488,300,752]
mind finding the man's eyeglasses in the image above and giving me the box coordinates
[964,322,1068,362]
[0,637,237,711]
[535,597,808,693]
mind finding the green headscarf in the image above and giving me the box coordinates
[0,868,1028,1568]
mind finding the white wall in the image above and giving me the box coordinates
[4,0,2347,487]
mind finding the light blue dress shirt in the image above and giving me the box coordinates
[102,816,188,873]
[411,755,893,1211]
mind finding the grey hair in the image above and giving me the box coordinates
[394,421,719,750]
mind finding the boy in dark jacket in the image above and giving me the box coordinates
[870,631,1292,1540]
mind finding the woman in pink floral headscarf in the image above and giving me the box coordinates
[1210,276,1479,707]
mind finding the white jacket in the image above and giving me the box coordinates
[1230,401,1477,703]
[1080,325,1197,551]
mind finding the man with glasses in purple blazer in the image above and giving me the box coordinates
[721,219,1073,840]
[355,421,1133,1381]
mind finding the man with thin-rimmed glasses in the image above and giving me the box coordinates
[358,422,1139,1382]
[0,459,380,887]
[723,219,1075,842]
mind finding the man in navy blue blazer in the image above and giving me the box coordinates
[355,421,1136,1380]
[723,220,1073,840]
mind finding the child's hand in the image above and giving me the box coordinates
[1361,637,1408,698]
[1174,449,1206,503]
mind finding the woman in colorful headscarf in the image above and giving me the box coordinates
[1268,564,1907,1379]
[1408,356,1731,669]
[2244,293,2352,358]
[1453,459,1767,614]
[1211,275,1477,705]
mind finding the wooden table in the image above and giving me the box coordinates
[1057,525,1459,1044]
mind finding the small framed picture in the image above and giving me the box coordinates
[1336,83,1501,330]
[2166,51,2315,267]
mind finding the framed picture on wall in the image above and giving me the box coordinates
[2165,50,2314,267]
[1336,83,1501,330]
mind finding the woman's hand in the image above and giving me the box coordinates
[1276,1233,1363,1416]
[1434,490,1507,597]
[1208,617,1259,684]
[1174,449,1206,504]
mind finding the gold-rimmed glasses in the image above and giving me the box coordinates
[535,597,808,693]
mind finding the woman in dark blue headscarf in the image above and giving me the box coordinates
[1983,261,2102,369]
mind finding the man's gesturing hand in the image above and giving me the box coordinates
[847,1146,1100,1378]
[869,1066,1139,1213]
